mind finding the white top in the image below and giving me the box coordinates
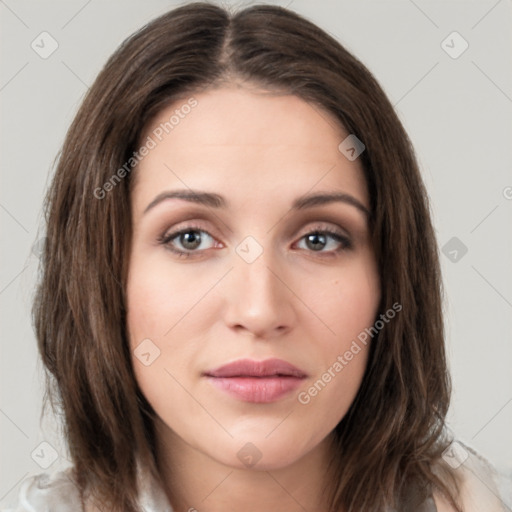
[2,441,511,511]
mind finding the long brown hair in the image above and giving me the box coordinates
[33,2,462,511]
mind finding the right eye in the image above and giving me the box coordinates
[158,224,222,259]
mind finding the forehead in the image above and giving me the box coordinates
[132,86,368,210]
[145,85,348,150]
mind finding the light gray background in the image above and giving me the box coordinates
[1,0,511,506]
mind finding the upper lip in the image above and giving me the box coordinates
[204,358,308,378]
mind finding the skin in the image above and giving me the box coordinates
[126,83,382,512]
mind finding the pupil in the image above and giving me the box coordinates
[181,231,201,250]
[307,233,326,251]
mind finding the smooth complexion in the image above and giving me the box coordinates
[126,84,381,512]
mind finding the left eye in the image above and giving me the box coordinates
[295,230,351,252]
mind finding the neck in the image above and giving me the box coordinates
[154,420,334,512]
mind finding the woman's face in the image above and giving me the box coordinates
[126,85,381,470]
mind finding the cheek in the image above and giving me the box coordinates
[309,256,380,341]
[303,260,379,395]
[126,255,214,412]
[126,279,170,339]
[126,253,206,342]
[126,277,190,427]
[296,291,377,431]
[126,259,175,398]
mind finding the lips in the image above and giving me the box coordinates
[204,358,308,379]
[203,358,308,403]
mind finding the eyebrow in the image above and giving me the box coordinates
[143,189,370,217]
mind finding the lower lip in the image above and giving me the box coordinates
[206,376,305,403]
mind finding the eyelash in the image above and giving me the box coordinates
[157,223,353,259]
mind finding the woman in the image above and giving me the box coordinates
[5,2,510,511]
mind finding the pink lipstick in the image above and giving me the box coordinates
[203,358,307,403]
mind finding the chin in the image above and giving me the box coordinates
[206,434,315,472]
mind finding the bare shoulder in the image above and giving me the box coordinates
[432,442,508,512]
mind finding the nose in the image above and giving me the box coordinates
[222,247,296,339]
